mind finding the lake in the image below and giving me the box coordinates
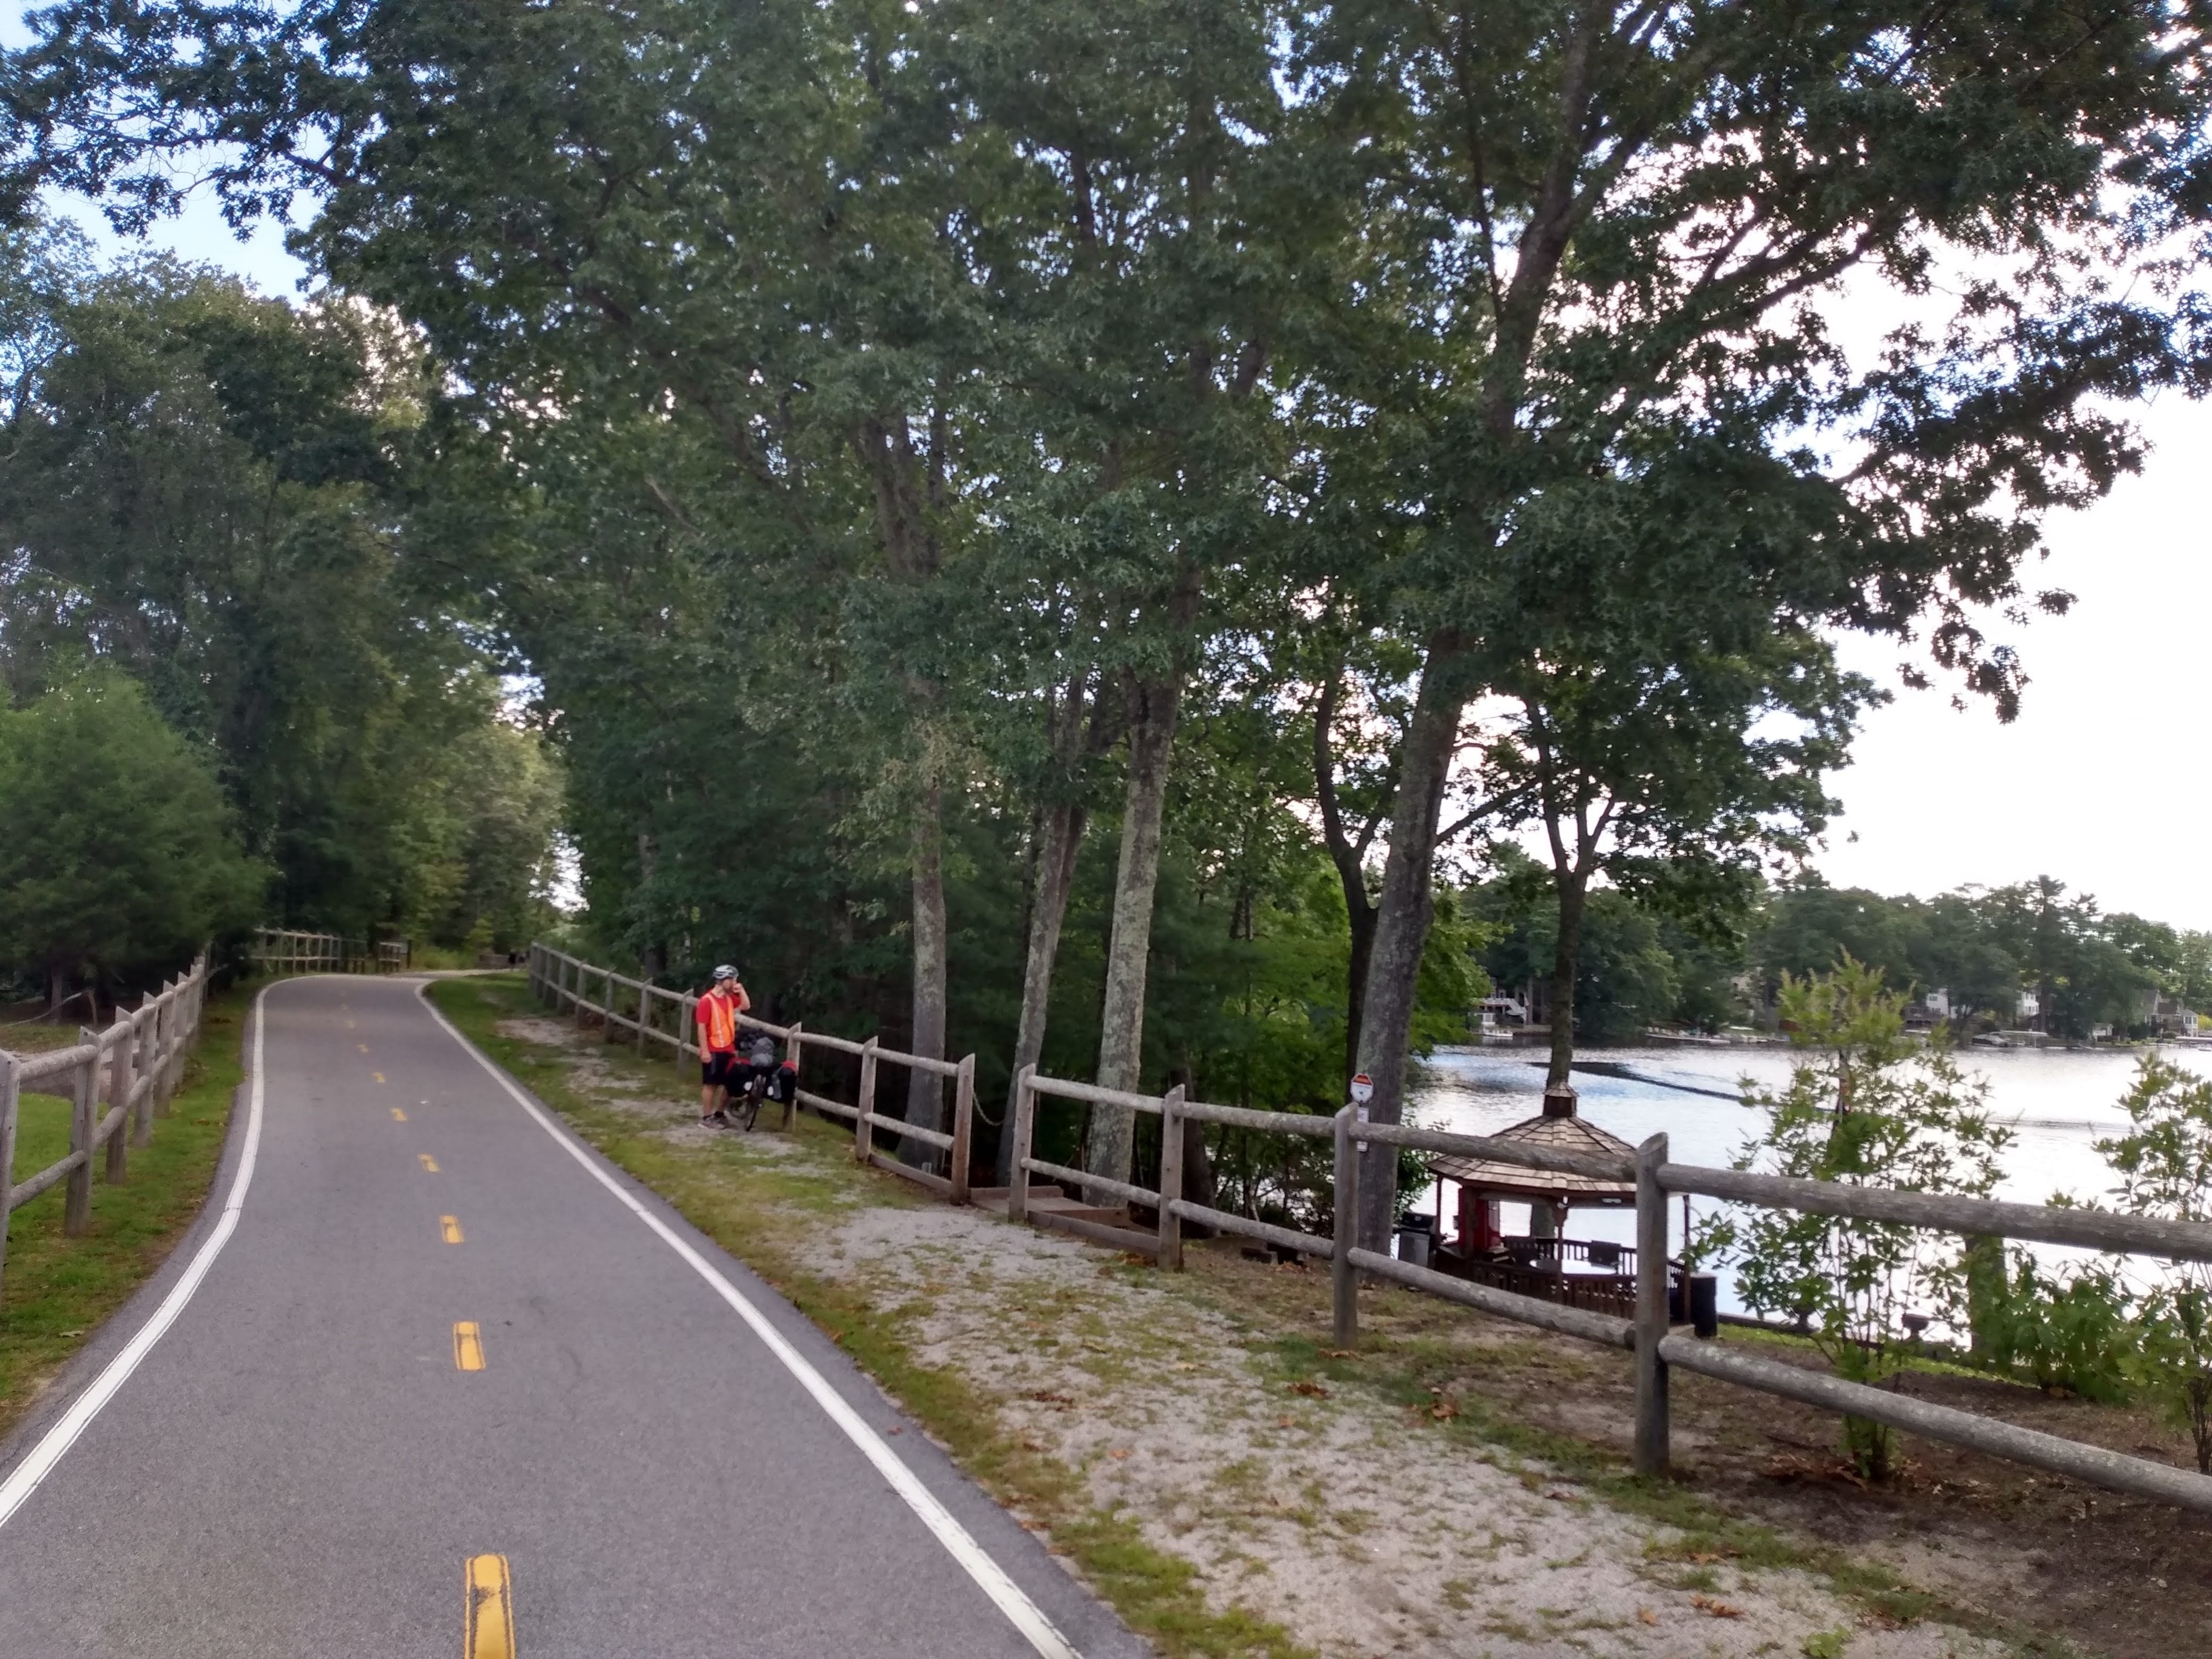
[1404,1040,2211,1318]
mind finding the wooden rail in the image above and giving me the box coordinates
[524,944,977,1201]
[511,944,2212,1516]
[0,953,213,1302]
[251,929,409,975]
[1005,1067,2212,1516]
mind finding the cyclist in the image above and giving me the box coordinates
[694,965,753,1125]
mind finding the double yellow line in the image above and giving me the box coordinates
[464,1554,515,1658]
[379,1035,513,1649]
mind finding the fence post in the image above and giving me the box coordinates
[131,1004,154,1146]
[1635,1133,1671,1479]
[570,958,585,1029]
[678,985,695,1057]
[1008,1063,1036,1224]
[784,1022,805,1132]
[1157,1084,1185,1270]
[102,1027,127,1184]
[949,1053,975,1204]
[1333,1103,1359,1348]
[65,1038,96,1235]
[637,979,651,1055]
[855,1036,878,1162]
[0,1052,19,1301]
[156,985,180,1111]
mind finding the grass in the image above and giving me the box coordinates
[429,972,1311,1659]
[1,988,245,1445]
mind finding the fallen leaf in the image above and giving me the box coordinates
[1689,1595,1744,1620]
[1110,1448,1132,1460]
[1637,1608,1659,1627]
[1319,1348,1356,1360]
[1025,1389,1077,1409]
[1288,1380,1330,1398]
[1429,1400,1460,1421]
[1276,1417,1297,1428]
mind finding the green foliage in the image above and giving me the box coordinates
[2100,1055,2212,1473]
[1706,960,2012,1480]
[0,234,564,952]
[1972,1251,2136,1404]
[1757,876,2200,1038]
[0,672,265,995]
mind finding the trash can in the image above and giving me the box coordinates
[1395,1213,1434,1270]
[1689,1273,1719,1339]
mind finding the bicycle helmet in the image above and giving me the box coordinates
[713,963,737,982]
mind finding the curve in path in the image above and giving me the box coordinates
[0,975,1141,1658]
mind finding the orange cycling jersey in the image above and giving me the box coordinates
[695,984,751,1052]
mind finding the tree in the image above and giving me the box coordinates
[1482,551,1861,1089]
[1707,960,2012,1480]
[0,245,547,942]
[0,673,265,1004]
[1276,0,2212,1248]
[2103,1055,2212,1474]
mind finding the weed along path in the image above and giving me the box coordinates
[416,976,2210,1659]
[0,974,1140,1658]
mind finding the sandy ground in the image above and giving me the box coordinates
[823,1206,2001,1659]
[498,1015,2009,1659]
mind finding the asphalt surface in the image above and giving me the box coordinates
[0,975,1146,1657]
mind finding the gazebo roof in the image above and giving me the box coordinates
[1425,1092,1637,1206]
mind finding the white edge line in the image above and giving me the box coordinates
[0,983,270,1530]
[414,983,1081,1659]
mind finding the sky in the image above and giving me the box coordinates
[28,165,2212,933]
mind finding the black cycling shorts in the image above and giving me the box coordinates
[702,1051,744,1087]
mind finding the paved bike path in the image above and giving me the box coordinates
[0,975,1142,1657]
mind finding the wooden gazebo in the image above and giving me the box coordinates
[1423,1085,1656,1319]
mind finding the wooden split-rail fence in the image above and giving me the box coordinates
[525,944,979,1200]
[526,942,2212,1517]
[0,953,213,1302]
[252,929,409,975]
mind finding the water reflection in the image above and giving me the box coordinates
[1406,1042,2210,1319]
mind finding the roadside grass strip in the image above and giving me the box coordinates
[0,991,245,1446]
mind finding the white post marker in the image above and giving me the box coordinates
[1350,1071,1373,1152]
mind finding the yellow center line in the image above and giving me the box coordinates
[453,1321,485,1371]
[373,1071,385,1084]
[391,1108,407,1122]
[441,1215,464,1244]
[418,1153,439,1173]
[464,1554,514,1658]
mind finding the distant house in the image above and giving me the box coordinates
[1906,987,1951,1028]
[1474,993,1529,1039]
[2144,993,2201,1037]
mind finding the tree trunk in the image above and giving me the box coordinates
[1087,671,1183,1183]
[1345,894,1378,1084]
[1352,653,1468,1251]
[902,778,950,1161]
[998,797,1086,1183]
[636,828,664,981]
[1547,868,1589,1088]
[1314,662,1381,1083]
